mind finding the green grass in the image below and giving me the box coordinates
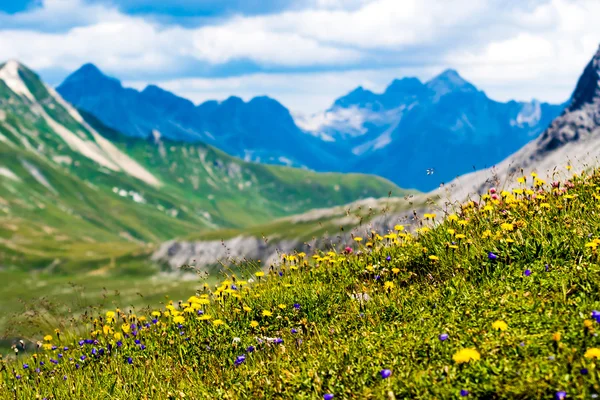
[2,168,600,398]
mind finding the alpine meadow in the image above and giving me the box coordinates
[1,1,600,399]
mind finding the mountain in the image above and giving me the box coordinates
[0,60,404,271]
[59,64,564,192]
[443,43,600,202]
[301,69,564,191]
[58,64,337,170]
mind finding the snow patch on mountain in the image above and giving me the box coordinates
[0,167,20,181]
[515,100,542,127]
[295,107,368,140]
[41,86,161,187]
[0,60,35,101]
[21,160,56,193]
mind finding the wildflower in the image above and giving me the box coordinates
[43,335,53,342]
[247,346,255,353]
[278,304,287,310]
[324,394,334,400]
[555,391,566,400]
[584,348,600,359]
[488,252,498,261]
[489,187,497,194]
[380,369,391,379]
[384,281,395,291]
[501,223,514,231]
[250,321,259,328]
[255,272,264,277]
[453,348,480,364]
[592,310,600,323]
[439,333,449,341]
[460,390,469,397]
[213,320,225,326]
[22,364,28,369]
[234,355,246,366]
[392,268,400,274]
[553,332,561,342]
[429,255,439,261]
[581,368,589,375]
[262,310,273,317]
[173,316,185,324]
[524,269,532,277]
[127,357,133,365]
[353,237,362,242]
[293,303,301,310]
[492,320,508,331]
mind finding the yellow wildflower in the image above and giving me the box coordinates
[429,255,439,261]
[43,335,53,342]
[243,306,252,312]
[262,310,273,317]
[353,237,363,242]
[501,223,514,231]
[255,272,265,277]
[384,281,395,291]
[394,225,404,231]
[103,325,112,335]
[278,304,287,310]
[173,316,185,324]
[448,214,459,222]
[584,348,600,359]
[453,348,481,364]
[113,332,122,341]
[552,332,561,341]
[492,320,508,331]
[250,321,259,328]
[213,319,225,326]
[392,268,400,274]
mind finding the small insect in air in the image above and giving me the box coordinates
[426,168,435,175]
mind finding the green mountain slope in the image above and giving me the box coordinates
[0,60,406,271]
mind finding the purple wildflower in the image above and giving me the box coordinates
[439,333,449,341]
[247,346,255,353]
[22,364,29,369]
[324,395,334,400]
[524,269,532,276]
[460,390,469,397]
[488,252,498,260]
[293,303,301,310]
[380,369,391,379]
[556,391,567,400]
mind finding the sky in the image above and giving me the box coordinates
[0,0,598,115]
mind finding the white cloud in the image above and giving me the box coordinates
[0,0,598,114]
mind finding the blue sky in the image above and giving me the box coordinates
[0,0,598,114]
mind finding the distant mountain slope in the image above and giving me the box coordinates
[58,64,337,170]
[441,43,600,202]
[0,61,403,270]
[301,69,564,191]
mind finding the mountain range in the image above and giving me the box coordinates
[58,65,565,191]
[0,60,402,271]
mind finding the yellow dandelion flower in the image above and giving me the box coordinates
[453,348,481,364]
[566,165,572,171]
[392,268,400,274]
[43,335,53,342]
[482,230,492,238]
[448,214,459,222]
[103,325,112,335]
[447,229,455,235]
[198,315,212,321]
[113,332,122,341]
[213,319,225,326]
[584,319,594,328]
[250,321,259,328]
[584,348,600,359]
[278,304,287,310]
[483,205,494,212]
[455,234,466,240]
[552,332,561,341]
[394,225,404,231]
[43,343,53,351]
[517,176,526,184]
[501,223,514,231]
[429,255,439,261]
[106,311,116,321]
[384,281,395,290]
[255,272,265,277]
[354,237,363,242]
[262,310,273,317]
[173,316,185,324]
[492,320,508,331]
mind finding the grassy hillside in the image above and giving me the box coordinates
[2,167,600,398]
